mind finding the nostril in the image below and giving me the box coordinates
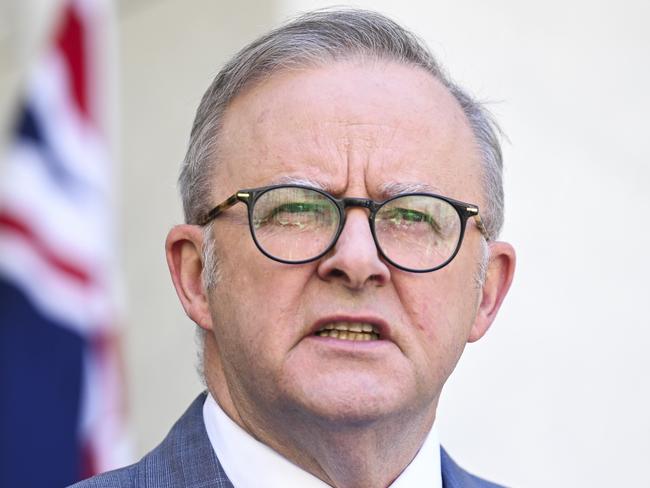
[368,273,385,284]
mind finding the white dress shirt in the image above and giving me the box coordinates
[203,392,442,488]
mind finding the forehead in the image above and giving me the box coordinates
[215,60,482,202]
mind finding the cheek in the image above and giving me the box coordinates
[209,267,319,407]
[400,270,473,333]
[210,259,316,359]
[396,267,479,364]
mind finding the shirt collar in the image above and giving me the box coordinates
[203,392,442,488]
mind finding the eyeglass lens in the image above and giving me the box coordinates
[251,187,461,270]
[252,187,340,262]
[374,195,461,270]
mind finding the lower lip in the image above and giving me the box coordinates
[305,334,393,352]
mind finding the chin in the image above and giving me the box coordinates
[286,375,415,426]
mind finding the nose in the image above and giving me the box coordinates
[317,208,391,289]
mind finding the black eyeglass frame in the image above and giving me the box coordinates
[198,184,489,273]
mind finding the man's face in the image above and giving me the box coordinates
[205,60,488,427]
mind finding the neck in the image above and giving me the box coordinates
[204,352,436,488]
[208,375,435,488]
[277,410,435,488]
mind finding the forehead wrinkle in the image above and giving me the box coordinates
[324,120,403,195]
[304,121,346,179]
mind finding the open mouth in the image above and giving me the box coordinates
[314,322,380,341]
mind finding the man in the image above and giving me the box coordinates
[72,8,515,488]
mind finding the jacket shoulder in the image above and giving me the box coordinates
[68,392,230,488]
[67,463,138,488]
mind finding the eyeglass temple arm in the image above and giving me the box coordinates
[197,191,251,226]
[466,205,490,240]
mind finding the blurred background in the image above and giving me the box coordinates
[0,0,648,486]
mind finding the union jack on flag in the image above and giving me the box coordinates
[0,0,130,486]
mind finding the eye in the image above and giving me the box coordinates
[255,201,335,229]
[392,208,429,222]
[272,202,326,215]
[380,207,441,232]
[270,201,330,220]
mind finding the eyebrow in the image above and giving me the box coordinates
[378,181,444,199]
[268,175,328,190]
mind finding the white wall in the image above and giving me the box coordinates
[2,1,649,486]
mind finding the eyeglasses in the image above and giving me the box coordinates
[198,184,488,273]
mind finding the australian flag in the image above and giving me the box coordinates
[0,1,129,486]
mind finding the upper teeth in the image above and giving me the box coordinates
[318,322,378,333]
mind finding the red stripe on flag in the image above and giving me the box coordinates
[79,435,97,481]
[79,329,126,479]
[0,211,92,286]
[56,3,89,119]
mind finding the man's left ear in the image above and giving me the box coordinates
[468,241,516,343]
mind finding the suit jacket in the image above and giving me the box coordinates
[69,392,504,488]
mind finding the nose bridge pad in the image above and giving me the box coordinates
[343,197,374,210]
[338,198,375,238]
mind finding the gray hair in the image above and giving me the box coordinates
[179,8,505,288]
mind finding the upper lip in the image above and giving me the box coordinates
[309,315,391,340]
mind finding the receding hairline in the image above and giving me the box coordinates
[208,55,483,182]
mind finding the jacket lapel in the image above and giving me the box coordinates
[441,447,504,488]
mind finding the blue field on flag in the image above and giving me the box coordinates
[0,1,129,486]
